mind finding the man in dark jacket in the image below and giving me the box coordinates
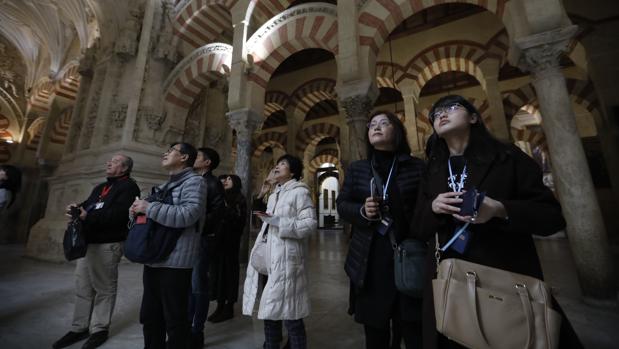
[188,147,225,348]
[53,154,140,349]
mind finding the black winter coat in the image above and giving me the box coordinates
[412,144,582,348]
[337,152,425,328]
[79,176,140,243]
[203,171,225,237]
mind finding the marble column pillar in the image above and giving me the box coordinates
[227,109,261,263]
[227,109,262,199]
[484,75,510,141]
[517,26,617,303]
[340,95,373,162]
[401,91,422,155]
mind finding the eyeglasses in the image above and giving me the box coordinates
[164,147,181,155]
[430,103,465,122]
[367,120,392,129]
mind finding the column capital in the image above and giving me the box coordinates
[226,108,262,138]
[340,94,373,122]
[515,25,579,77]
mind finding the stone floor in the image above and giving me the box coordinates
[0,230,617,349]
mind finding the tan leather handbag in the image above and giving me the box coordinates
[433,258,562,349]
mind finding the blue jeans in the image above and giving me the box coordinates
[188,238,209,333]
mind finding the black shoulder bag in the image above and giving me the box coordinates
[124,183,184,264]
[371,161,426,298]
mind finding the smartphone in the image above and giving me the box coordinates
[460,189,485,216]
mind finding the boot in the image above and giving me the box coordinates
[206,301,223,322]
[210,302,233,323]
[190,331,204,349]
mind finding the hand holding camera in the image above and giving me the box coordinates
[364,196,381,219]
[65,204,86,221]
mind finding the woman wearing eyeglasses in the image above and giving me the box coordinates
[412,95,582,348]
[337,111,425,348]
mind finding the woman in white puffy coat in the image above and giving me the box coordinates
[243,154,317,349]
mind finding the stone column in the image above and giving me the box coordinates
[340,95,373,162]
[283,107,297,156]
[480,59,510,141]
[227,109,261,199]
[517,26,617,303]
[400,83,423,155]
[64,57,94,156]
[227,108,261,263]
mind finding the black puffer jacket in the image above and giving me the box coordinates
[79,176,140,243]
[338,153,425,287]
[337,152,425,327]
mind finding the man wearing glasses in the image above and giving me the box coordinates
[130,143,207,349]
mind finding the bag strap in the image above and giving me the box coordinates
[516,284,535,349]
[465,272,491,349]
[465,272,535,349]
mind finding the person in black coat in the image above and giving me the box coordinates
[411,94,582,348]
[53,154,140,349]
[188,147,226,348]
[337,111,425,349]
[208,174,247,323]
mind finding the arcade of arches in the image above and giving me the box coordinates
[0,0,618,307]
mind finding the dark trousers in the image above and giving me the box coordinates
[188,239,209,333]
[140,266,192,349]
[364,318,422,349]
[264,319,306,349]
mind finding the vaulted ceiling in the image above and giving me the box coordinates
[0,0,144,95]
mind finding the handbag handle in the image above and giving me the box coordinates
[466,272,535,349]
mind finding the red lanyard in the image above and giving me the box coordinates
[100,185,112,199]
[99,176,128,201]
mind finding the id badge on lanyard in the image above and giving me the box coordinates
[447,158,470,254]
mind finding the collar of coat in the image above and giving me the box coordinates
[274,179,309,193]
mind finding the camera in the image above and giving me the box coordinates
[69,205,81,218]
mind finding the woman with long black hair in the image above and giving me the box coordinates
[208,174,247,323]
[412,94,582,348]
[337,111,425,348]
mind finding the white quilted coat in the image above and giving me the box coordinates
[242,179,317,320]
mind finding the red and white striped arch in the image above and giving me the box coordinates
[248,0,292,28]
[50,108,73,145]
[29,79,55,113]
[376,61,407,90]
[358,0,510,55]
[307,152,340,174]
[511,125,546,149]
[405,41,489,98]
[164,43,232,111]
[296,122,339,154]
[174,0,236,56]
[246,3,338,88]
[26,117,46,151]
[0,114,14,162]
[504,79,602,135]
[264,90,290,117]
[289,78,337,117]
[55,62,81,101]
[253,131,287,157]
[566,79,602,120]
